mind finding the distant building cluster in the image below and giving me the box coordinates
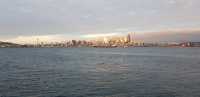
[30,32,144,48]
[0,33,200,48]
[33,40,93,48]
[88,32,144,48]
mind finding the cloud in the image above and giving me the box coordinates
[82,33,122,38]
[168,0,177,4]
[0,0,199,41]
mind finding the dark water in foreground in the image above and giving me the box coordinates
[0,48,200,97]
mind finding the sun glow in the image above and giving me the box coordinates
[4,35,70,44]
[82,33,121,38]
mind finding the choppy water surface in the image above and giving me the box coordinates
[0,48,200,97]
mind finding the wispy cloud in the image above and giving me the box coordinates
[82,33,122,38]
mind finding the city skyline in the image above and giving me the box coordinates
[1,29,200,44]
[0,0,200,43]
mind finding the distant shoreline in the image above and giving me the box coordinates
[0,46,199,49]
[1,41,200,48]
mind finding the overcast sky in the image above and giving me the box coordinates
[0,0,200,43]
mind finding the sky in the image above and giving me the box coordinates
[0,0,200,44]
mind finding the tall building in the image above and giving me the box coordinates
[130,32,136,42]
[103,37,108,44]
[127,33,131,43]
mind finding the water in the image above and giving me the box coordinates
[0,48,200,97]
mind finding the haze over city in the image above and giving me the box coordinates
[0,0,200,44]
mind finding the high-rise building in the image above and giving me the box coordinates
[127,33,131,43]
[129,32,135,42]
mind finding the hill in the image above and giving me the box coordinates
[0,41,22,48]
